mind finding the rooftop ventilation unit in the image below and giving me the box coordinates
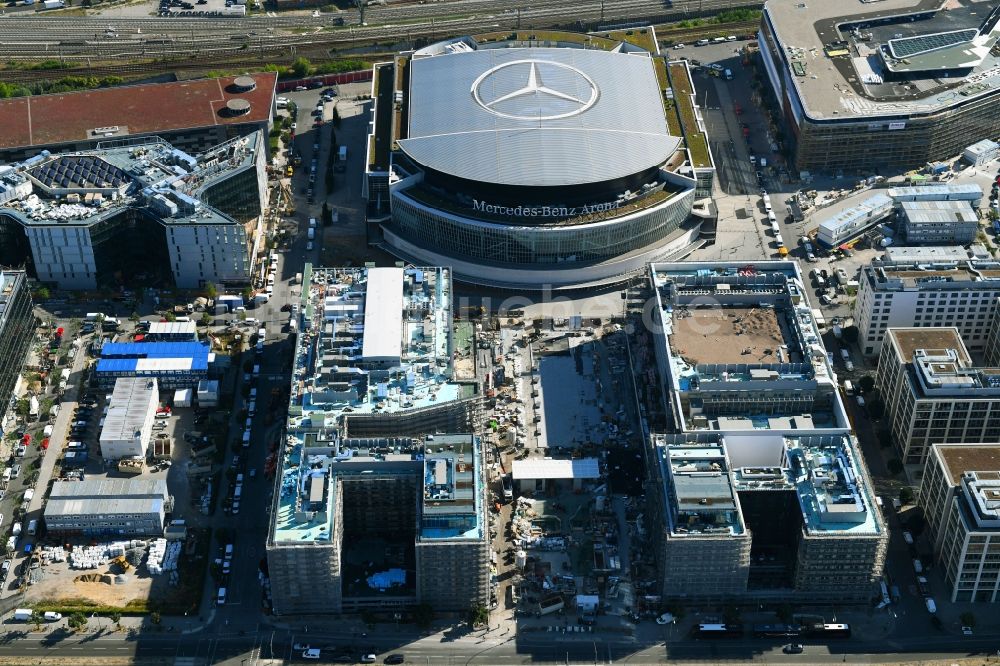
[231,76,257,93]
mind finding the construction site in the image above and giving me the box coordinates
[669,306,788,365]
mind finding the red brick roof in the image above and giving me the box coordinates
[0,72,276,150]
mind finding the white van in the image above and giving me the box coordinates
[217,588,227,605]
[767,211,777,224]
[309,217,317,228]
[242,430,251,447]
[307,228,315,240]
[27,519,37,536]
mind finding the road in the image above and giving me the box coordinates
[0,622,997,665]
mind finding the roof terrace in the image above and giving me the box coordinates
[887,328,1000,397]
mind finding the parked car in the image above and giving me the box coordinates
[783,644,804,654]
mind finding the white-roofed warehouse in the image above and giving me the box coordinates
[44,478,172,537]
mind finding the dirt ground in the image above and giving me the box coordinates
[670,306,786,365]
[25,565,154,607]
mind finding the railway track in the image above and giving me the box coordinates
[0,17,756,84]
[0,2,759,81]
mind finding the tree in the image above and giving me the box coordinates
[841,325,860,344]
[858,375,876,394]
[960,611,976,628]
[290,57,312,79]
[899,486,914,505]
[887,458,904,475]
[204,283,218,300]
[163,311,176,322]
[468,604,489,628]
[412,603,434,630]
[29,610,44,630]
[67,612,87,630]
[866,397,885,419]
[34,286,50,300]
[775,604,794,623]
[200,312,211,327]
[150,611,161,625]
[129,311,140,322]
[723,605,741,625]
[15,398,30,419]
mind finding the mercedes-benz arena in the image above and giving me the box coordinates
[365,32,706,289]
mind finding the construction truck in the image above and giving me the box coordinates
[117,458,144,475]
[111,555,132,572]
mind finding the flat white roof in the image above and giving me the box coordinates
[362,267,404,363]
[147,321,197,335]
[99,377,157,443]
[512,457,600,480]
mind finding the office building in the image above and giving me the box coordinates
[759,0,1000,172]
[366,30,714,289]
[95,341,210,389]
[98,377,159,461]
[649,261,849,434]
[920,444,1000,603]
[0,132,267,289]
[854,257,1000,357]
[650,433,887,603]
[986,299,1000,367]
[646,261,886,603]
[266,265,487,615]
[814,184,982,249]
[44,478,172,537]
[963,139,1000,168]
[0,73,276,163]
[877,328,1000,467]
[0,271,33,421]
[900,200,979,246]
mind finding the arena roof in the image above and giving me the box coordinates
[400,48,679,187]
[0,72,276,151]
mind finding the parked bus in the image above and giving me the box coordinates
[806,623,852,638]
[693,623,744,638]
[752,624,802,638]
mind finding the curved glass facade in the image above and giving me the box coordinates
[389,188,695,266]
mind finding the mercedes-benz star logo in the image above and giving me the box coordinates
[471,59,599,121]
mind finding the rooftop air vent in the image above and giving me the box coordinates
[225,99,252,116]
[232,76,257,93]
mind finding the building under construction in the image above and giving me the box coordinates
[266,265,486,615]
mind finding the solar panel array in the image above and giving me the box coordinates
[29,156,130,190]
[887,29,977,59]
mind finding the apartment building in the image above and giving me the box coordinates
[920,444,1000,603]
[650,433,887,604]
[266,266,487,615]
[855,258,1000,357]
[878,328,1000,467]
